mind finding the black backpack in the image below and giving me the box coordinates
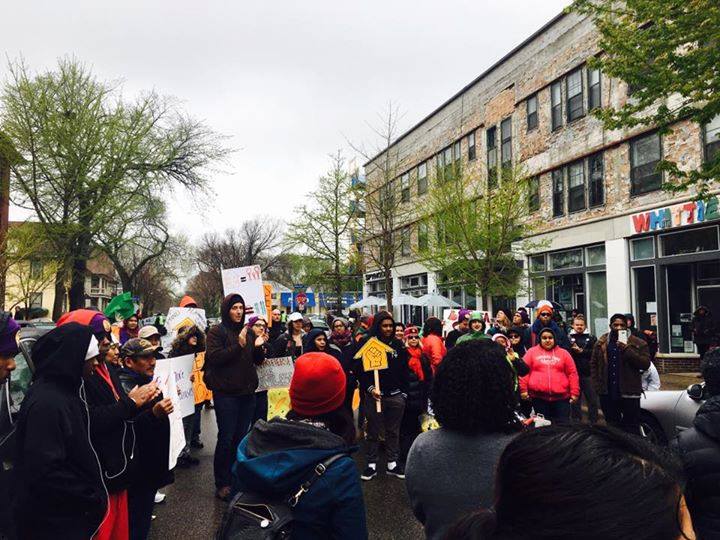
[216,452,348,540]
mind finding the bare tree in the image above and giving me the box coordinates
[349,104,412,312]
[186,270,222,317]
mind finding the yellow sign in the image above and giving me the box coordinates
[354,337,393,372]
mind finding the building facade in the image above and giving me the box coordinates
[361,10,720,363]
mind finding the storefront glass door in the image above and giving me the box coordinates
[586,272,607,337]
[666,264,694,353]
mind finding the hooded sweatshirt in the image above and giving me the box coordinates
[530,318,571,351]
[13,324,107,539]
[233,418,367,540]
[356,312,410,396]
[520,329,580,401]
[205,294,265,395]
[675,395,720,539]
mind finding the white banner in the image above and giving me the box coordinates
[153,358,186,469]
[168,354,196,418]
[221,265,267,320]
[256,356,295,392]
[163,307,207,350]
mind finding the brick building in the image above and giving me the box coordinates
[361,10,720,365]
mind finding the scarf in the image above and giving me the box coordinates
[330,329,352,349]
[407,346,425,382]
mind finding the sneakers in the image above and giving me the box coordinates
[154,491,166,504]
[360,465,377,481]
[386,462,405,479]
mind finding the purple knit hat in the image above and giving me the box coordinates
[0,312,20,356]
[458,308,472,322]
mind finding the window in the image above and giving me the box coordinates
[401,172,410,203]
[401,226,411,256]
[418,221,429,251]
[549,249,583,269]
[526,94,538,130]
[567,160,586,212]
[467,132,476,161]
[588,67,601,111]
[660,226,719,257]
[566,68,584,122]
[705,114,720,162]
[454,141,461,163]
[30,260,43,279]
[552,169,564,216]
[91,276,100,289]
[29,292,43,309]
[585,245,606,266]
[631,237,655,260]
[500,118,512,169]
[588,152,604,207]
[528,176,540,212]
[486,126,497,187]
[630,132,662,195]
[444,146,453,177]
[530,254,546,272]
[551,81,562,130]
[418,162,428,195]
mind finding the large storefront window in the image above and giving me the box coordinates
[400,273,428,325]
[587,272,608,336]
[549,249,583,270]
[660,226,719,257]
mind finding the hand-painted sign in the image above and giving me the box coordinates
[354,337,392,372]
[222,265,267,319]
[630,197,720,234]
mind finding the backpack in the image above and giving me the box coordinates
[216,452,348,540]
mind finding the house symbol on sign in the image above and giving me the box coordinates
[354,337,393,372]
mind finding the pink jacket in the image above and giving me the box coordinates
[520,344,580,401]
[422,334,446,373]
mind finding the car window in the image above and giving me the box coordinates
[10,350,32,414]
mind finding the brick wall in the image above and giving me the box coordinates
[655,354,701,374]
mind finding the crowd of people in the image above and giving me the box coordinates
[0,295,718,539]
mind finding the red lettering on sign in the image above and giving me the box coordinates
[632,212,651,233]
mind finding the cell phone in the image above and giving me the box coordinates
[618,330,628,344]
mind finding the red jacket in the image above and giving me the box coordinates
[421,334,446,373]
[520,344,580,401]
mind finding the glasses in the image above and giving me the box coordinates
[539,312,552,317]
[407,335,419,340]
[253,323,267,329]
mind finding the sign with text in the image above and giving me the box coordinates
[256,356,295,392]
[630,197,719,234]
[163,307,207,351]
[222,265,267,320]
[153,358,186,469]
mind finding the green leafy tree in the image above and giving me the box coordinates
[571,0,720,193]
[1,58,228,318]
[418,164,543,310]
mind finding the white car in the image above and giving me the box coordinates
[639,383,705,445]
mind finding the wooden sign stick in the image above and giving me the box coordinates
[374,369,382,413]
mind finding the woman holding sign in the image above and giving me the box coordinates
[205,294,268,501]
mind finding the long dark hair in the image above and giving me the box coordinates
[445,425,689,540]
[286,406,356,447]
[423,317,443,337]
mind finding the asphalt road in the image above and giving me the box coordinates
[149,408,423,540]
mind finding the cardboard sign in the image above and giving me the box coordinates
[354,337,392,372]
[163,307,207,351]
[256,356,295,392]
[222,265,267,320]
[153,359,186,469]
[168,354,196,418]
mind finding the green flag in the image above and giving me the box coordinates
[104,292,135,321]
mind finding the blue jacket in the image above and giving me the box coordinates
[233,418,368,540]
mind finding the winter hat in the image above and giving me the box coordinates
[458,308,471,322]
[288,312,303,323]
[247,316,267,328]
[610,313,627,325]
[289,352,346,416]
[492,333,511,351]
[0,312,20,356]
[536,304,554,318]
[179,295,198,308]
[57,309,112,340]
[469,311,484,322]
[404,326,420,338]
[332,317,349,329]
[302,328,327,352]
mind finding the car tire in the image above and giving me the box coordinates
[638,410,668,446]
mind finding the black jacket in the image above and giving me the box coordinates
[356,313,410,396]
[568,332,596,377]
[406,349,432,414]
[13,324,106,539]
[675,395,720,539]
[117,368,174,491]
[205,294,265,396]
[445,328,466,350]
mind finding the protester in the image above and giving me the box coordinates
[400,326,432,465]
[507,326,527,357]
[491,333,529,395]
[232,352,367,539]
[205,294,267,501]
[568,315,600,424]
[519,327,579,423]
[445,309,470,349]
[643,361,661,391]
[487,308,512,337]
[674,348,720,539]
[302,327,336,357]
[302,316,313,334]
[692,306,716,360]
[105,342,122,369]
[119,313,140,345]
[421,317,447,373]
[170,324,207,467]
[269,308,283,341]
[118,338,174,540]
[530,304,571,351]
[446,424,694,540]
[138,325,164,357]
[247,316,271,426]
[179,295,198,309]
[58,308,159,540]
[406,340,522,540]
[358,311,409,481]
[394,322,406,341]
[591,313,650,435]
[457,311,491,345]
[274,312,305,359]
[13,324,107,539]
[354,313,373,343]
[328,317,357,414]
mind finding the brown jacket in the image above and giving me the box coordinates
[591,333,650,397]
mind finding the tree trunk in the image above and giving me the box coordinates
[334,245,343,314]
[52,269,66,320]
[69,234,91,310]
[384,268,393,313]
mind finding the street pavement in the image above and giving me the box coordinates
[150,408,423,539]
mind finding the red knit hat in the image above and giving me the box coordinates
[289,352,347,416]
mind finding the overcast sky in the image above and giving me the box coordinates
[5,0,570,241]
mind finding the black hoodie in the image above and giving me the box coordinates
[205,294,265,395]
[675,394,720,539]
[357,312,409,396]
[13,323,107,539]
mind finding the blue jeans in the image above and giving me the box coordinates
[532,398,571,423]
[213,393,256,489]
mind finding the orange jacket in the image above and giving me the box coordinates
[421,334,446,373]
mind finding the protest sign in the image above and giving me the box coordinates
[256,356,294,392]
[442,308,490,335]
[263,283,273,327]
[169,354,196,418]
[222,265,267,320]
[154,358,186,469]
[268,388,291,419]
[162,307,207,351]
[354,337,392,412]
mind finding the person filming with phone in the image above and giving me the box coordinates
[591,313,650,435]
